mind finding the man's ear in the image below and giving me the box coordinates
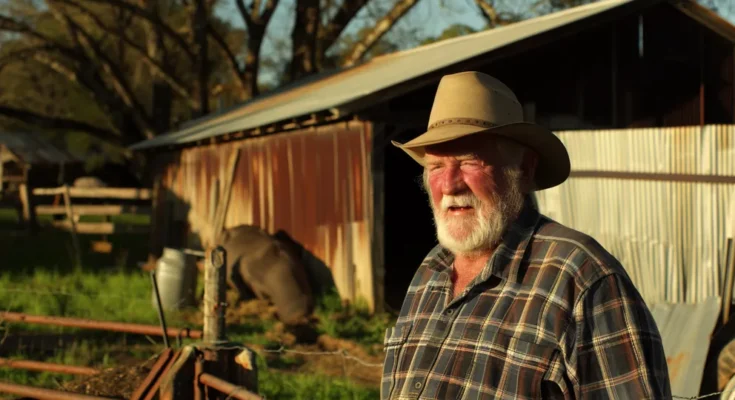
[521,149,539,192]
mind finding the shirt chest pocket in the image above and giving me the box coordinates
[468,328,558,398]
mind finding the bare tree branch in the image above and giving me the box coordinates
[48,6,157,138]
[53,0,196,106]
[474,0,522,26]
[320,0,369,51]
[229,0,280,97]
[343,0,419,66]
[0,105,121,144]
[74,0,195,62]
[32,53,78,82]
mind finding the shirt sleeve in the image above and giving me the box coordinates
[562,273,672,399]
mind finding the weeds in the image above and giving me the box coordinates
[315,288,395,348]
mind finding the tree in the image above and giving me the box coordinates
[0,0,423,154]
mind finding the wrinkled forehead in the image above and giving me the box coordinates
[424,135,505,161]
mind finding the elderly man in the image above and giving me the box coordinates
[382,72,671,399]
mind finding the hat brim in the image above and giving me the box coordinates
[391,122,570,190]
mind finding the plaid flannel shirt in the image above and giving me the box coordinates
[381,204,671,399]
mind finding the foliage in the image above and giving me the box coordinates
[0,210,385,397]
[259,368,380,400]
[0,0,424,163]
[315,288,396,347]
[420,23,478,46]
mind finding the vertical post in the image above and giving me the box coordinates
[203,246,227,350]
[63,185,82,269]
[150,270,170,349]
[0,145,4,196]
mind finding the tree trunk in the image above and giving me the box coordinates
[244,29,265,98]
[290,0,320,81]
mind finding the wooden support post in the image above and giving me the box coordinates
[211,149,240,246]
[18,182,37,233]
[63,184,83,269]
[0,145,4,195]
[203,246,227,350]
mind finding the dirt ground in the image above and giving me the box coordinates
[60,297,385,397]
[61,356,157,398]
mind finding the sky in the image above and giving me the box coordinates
[214,0,735,85]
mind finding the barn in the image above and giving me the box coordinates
[130,0,735,315]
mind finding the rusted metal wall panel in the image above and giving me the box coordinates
[157,121,376,310]
[536,125,735,305]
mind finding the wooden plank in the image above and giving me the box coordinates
[51,221,115,234]
[63,185,82,268]
[33,187,152,200]
[91,241,113,254]
[36,205,151,216]
[211,150,240,245]
[18,184,31,223]
[1,175,25,183]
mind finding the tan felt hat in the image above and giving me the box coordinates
[391,71,570,190]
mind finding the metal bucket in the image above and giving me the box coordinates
[152,248,196,311]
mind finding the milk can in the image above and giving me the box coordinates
[152,248,196,311]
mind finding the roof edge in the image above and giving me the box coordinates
[672,0,735,42]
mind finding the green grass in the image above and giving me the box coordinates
[0,207,387,398]
[315,288,396,349]
[259,370,380,400]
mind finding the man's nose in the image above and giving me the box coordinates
[441,166,466,195]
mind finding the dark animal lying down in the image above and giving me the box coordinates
[216,225,314,325]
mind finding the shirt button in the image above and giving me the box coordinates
[446,309,454,316]
[414,381,423,389]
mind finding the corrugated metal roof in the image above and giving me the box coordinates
[129,0,638,151]
[650,297,720,398]
[0,131,79,165]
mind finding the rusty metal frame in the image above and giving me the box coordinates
[0,381,115,400]
[130,348,174,400]
[198,373,263,400]
[0,311,202,339]
[0,357,98,376]
[143,349,179,400]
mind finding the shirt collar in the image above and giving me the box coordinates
[427,201,541,282]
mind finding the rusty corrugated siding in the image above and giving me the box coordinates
[158,121,377,310]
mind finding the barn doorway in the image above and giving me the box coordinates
[382,128,437,311]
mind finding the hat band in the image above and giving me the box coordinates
[428,118,498,130]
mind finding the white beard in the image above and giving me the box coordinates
[430,168,524,255]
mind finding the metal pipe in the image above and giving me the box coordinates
[0,380,116,400]
[0,357,98,376]
[193,357,204,400]
[150,270,170,348]
[199,373,263,400]
[183,248,206,257]
[0,311,202,339]
[130,349,173,400]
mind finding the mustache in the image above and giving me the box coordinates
[440,193,482,211]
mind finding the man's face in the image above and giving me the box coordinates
[423,136,527,255]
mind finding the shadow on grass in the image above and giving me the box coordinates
[0,207,149,276]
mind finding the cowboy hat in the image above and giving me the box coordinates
[391,71,570,190]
